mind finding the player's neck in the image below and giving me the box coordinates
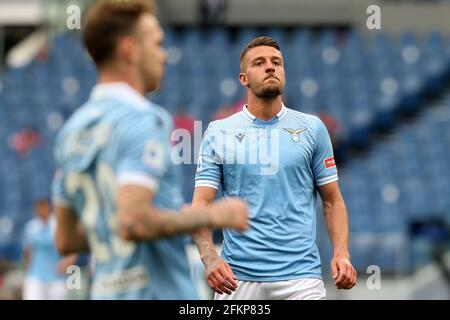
[98,67,146,96]
[246,94,283,121]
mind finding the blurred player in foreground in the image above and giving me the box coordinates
[51,0,248,300]
[193,37,356,300]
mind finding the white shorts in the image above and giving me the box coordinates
[214,278,326,300]
[23,277,67,300]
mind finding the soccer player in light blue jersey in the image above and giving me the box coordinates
[51,0,248,300]
[22,199,67,300]
[193,37,357,300]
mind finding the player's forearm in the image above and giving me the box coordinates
[191,194,220,266]
[56,224,90,255]
[117,186,247,242]
[193,228,219,267]
[55,207,90,255]
[119,207,214,241]
[22,248,31,271]
[56,235,89,255]
[323,199,350,258]
[117,185,219,240]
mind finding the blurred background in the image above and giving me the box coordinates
[0,0,450,299]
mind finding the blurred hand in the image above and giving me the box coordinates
[56,259,71,274]
[208,198,249,232]
[56,254,78,274]
[205,255,238,295]
[331,256,357,289]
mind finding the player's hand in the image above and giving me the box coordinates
[56,258,72,274]
[331,255,357,289]
[209,198,249,232]
[204,256,238,295]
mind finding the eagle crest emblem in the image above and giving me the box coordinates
[283,128,306,142]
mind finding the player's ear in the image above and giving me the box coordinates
[118,36,138,64]
[239,72,248,86]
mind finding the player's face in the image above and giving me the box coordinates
[134,14,166,92]
[240,46,285,98]
[35,201,51,220]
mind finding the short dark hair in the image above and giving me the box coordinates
[239,36,281,71]
[83,0,155,67]
[34,198,50,207]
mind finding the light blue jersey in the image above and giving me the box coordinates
[52,83,199,300]
[23,216,63,282]
[195,105,338,282]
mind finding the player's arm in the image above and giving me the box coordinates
[56,254,79,274]
[190,124,239,295]
[55,205,90,255]
[114,117,246,240]
[22,225,31,270]
[51,166,89,255]
[116,184,247,241]
[313,118,356,289]
[192,186,219,267]
[191,187,238,295]
[318,182,356,289]
[22,246,31,271]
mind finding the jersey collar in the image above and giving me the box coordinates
[241,103,288,124]
[90,82,151,111]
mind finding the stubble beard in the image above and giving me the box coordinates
[254,82,283,99]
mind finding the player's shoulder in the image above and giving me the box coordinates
[207,111,244,130]
[119,101,174,139]
[103,98,165,121]
[285,107,321,127]
[91,98,171,138]
[119,99,172,125]
[147,101,174,128]
[55,99,172,153]
[284,107,326,143]
[24,218,41,234]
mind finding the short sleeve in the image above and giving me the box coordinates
[312,119,338,186]
[194,124,223,190]
[52,129,74,209]
[51,168,73,208]
[116,115,169,192]
[22,221,33,248]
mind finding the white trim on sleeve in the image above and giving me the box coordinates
[195,179,220,190]
[53,197,74,209]
[117,172,159,191]
[316,174,339,186]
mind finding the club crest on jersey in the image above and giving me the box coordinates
[235,130,245,143]
[283,128,305,142]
